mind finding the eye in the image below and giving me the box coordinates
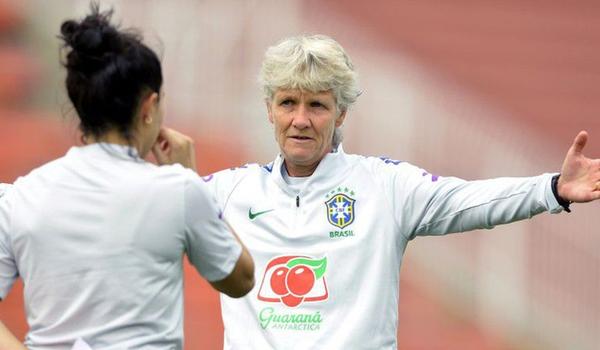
[310,101,326,109]
[280,99,294,106]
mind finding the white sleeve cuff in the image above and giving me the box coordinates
[544,173,564,214]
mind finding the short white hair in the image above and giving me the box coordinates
[259,34,360,113]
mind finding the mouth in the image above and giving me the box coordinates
[289,135,313,141]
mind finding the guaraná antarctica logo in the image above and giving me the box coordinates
[325,187,356,238]
[257,255,328,331]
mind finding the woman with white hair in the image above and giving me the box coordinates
[205,34,600,349]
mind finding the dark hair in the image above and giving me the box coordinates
[59,3,162,141]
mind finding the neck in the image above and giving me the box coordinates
[284,161,319,177]
[85,131,143,156]
[283,145,336,177]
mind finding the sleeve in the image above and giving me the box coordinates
[0,183,10,198]
[199,172,221,208]
[0,186,17,300]
[201,166,251,213]
[183,174,242,282]
[389,163,562,240]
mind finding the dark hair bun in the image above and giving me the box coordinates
[60,7,122,75]
[59,3,162,140]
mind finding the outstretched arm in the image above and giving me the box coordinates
[557,131,600,203]
[0,321,26,350]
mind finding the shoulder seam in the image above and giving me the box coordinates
[221,169,253,215]
[361,157,407,240]
[0,187,15,260]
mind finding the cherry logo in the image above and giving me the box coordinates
[257,255,328,308]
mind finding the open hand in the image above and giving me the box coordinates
[557,131,600,203]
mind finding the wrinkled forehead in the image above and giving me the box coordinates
[267,72,336,96]
[273,88,335,100]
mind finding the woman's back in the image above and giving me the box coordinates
[2,144,239,349]
[0,5,254,349]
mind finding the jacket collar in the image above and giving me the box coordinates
[67,143,142,162]
[270,144,352,196]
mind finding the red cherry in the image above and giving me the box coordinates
[286,265,315,296]
[281,294,303,307]
[270,266,289,296]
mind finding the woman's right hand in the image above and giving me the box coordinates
[152,127,197,171]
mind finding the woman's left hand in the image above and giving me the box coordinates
[557,131,600,203]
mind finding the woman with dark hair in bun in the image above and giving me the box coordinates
[0,5,254,350]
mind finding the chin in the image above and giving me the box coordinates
[283,147,310,158]
[285,151,323,166]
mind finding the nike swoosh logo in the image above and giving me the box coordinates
[249,208,274,220]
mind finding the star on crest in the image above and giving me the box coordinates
[325,186,356,198]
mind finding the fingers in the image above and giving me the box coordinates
[157,128,191,149]
[151,127,196,170]
[571,130,588,154]
[151,128,170,165]
[152,142,169,165]
[591,191,600,202]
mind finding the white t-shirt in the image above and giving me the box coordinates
[205,145,561,350]
[0,183,9,198]
[0,143,242,350]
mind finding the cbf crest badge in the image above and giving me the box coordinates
[325,192,356,229]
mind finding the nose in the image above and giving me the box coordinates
[291,104,310,129]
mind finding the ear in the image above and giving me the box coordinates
[335,110,347,128]
[266,99,274,124]
[140,92,159,125]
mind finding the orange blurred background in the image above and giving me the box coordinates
[1,1,599,349]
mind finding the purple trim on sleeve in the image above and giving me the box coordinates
[421,172,439,182]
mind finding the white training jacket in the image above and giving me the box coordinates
[0,183,9,198]
[205,145,562,350]
[0,144,242,350]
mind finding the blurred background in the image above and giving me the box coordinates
[0,0,599,349]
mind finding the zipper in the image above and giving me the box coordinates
[291,195,300,236]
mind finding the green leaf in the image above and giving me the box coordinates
[287,257,327,280]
